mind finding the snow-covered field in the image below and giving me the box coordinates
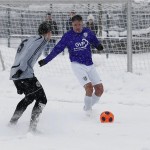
[0,58,150,150]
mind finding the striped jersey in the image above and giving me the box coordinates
[10,35,47,80]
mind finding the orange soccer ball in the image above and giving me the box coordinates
[100,111,114,123]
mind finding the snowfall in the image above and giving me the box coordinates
[0,46,150,150]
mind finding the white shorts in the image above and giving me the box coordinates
[71,62,102,86]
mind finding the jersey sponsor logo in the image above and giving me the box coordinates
[83,32,88,38]
[74,39,89,51]
[36,81,41,87]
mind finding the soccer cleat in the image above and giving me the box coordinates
[9,112,22,125]
[83,105,92,111]
[29,103,46,132]
[29,112,40,132]
[28,127,42,135]
[8,121,17,127]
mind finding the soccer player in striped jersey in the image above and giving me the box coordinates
[9,22,52,132]
[39,15,104,114]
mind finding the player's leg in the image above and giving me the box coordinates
[29,102,46,132]
[10,79,35,125]
[9,97,34,125]
[92,83,104,106]
[71,62,93,111]
[83,82,93,111]
[94,83,104,97]
[28,77,47,131]
[13,80,24,95]
[88,65,104,106]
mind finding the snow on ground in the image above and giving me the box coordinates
[0,65,150,150]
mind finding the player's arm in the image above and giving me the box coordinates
[13,37,45,78]
[90,31,103,51]
[38,33,68,67]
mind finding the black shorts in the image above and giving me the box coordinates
[13,77,47,104]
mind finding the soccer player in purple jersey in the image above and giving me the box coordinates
[39,15,104,113]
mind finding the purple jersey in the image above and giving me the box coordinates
[44,27,101,66]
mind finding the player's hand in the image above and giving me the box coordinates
[12,69,23,78]
[97,44,103,51]
[38,59,46,67]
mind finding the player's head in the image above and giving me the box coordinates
[72,15,83,33]
[38,21,52,41]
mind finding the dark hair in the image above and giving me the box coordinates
[72,15,83,22]
[38,21,52,35]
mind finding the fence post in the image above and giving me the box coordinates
[0,50,5,71]
[20,11,24,42]
[127,0,132,72]
[98,3,102,37]
[7,7,11,48]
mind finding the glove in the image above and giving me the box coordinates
[38,59,46,67]
[97,44,103,51]
[12,69,23,78]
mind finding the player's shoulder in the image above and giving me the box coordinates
[25,35,44,45]
[27,35,40,40]
[33,35,45,42]
[83,27,93,33]
[83,27,96,37]
[64,29,73,37]
[60,30,74,42]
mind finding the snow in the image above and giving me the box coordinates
[0,56,150,150]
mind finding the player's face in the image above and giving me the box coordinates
[45,32,52,41]
[72,20,83,33]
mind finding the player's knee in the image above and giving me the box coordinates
[84,83,93,96]
[35,90,47,105]
[40,96,47,105]
[94,83,104,96]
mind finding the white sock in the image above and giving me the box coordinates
[84,96,92,111]
[92,93,100,106]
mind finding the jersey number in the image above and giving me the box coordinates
[17,39,28,53]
